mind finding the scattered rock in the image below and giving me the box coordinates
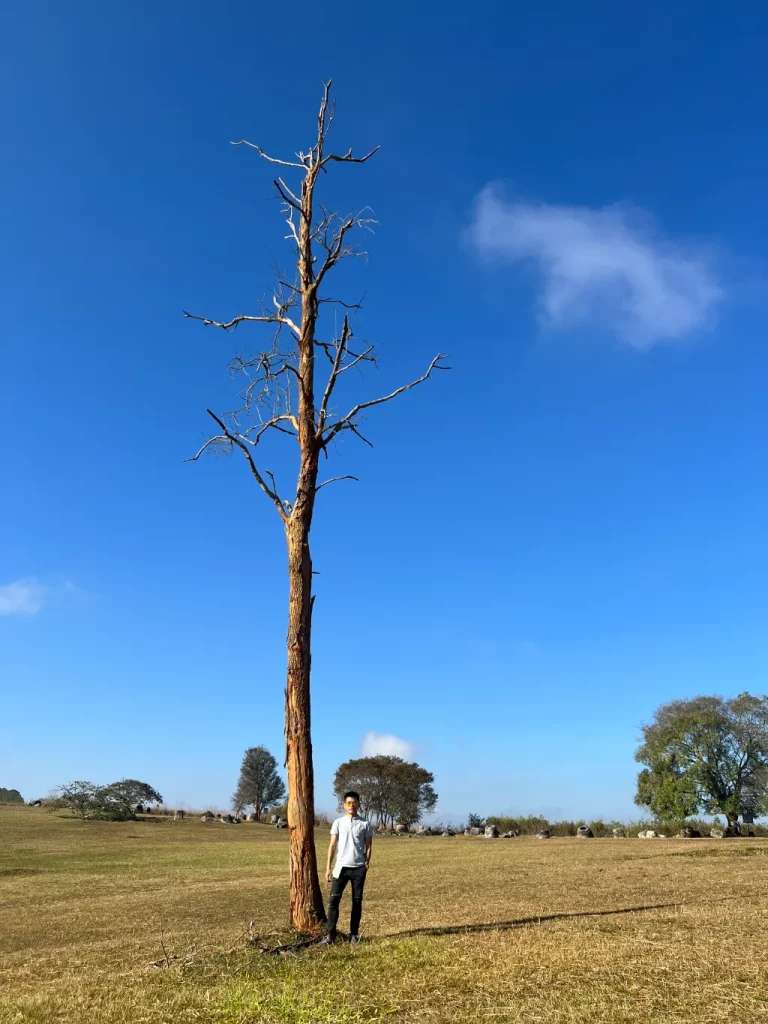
[484,825,499,838]
[611,827,626,838]
[536,829,551,840]
[678,827,701,838]
[576,825,594,839]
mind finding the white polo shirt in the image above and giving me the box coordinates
[330,814,374,878]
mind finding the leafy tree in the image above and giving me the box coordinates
[186,84,444,933]
[99,779,163,819]
[635,693,768,831]
[55,779,162,821]
[55,781,102,820]
[333,755,437,828]
[0,788,23,804]
[232,746,286,819]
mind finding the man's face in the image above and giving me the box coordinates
[343,796,359,816]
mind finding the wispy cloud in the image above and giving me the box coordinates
[361,731,414,759]
[0,579,47,616]
[468,186,723,348]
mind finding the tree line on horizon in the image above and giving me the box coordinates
[17,692,768,834]
[222,693,768,835]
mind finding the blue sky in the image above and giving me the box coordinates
[2,2,767,822]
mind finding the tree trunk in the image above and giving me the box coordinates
[284,508,326,933]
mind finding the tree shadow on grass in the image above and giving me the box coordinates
[265,895,746,954]
[383,900,687,940]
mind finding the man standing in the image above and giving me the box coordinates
[321,790,373,945]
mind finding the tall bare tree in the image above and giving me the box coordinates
[186,82,446,933]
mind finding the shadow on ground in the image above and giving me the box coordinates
[383,901,683,940]
[382,891,751,941]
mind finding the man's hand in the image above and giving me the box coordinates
[325,868,333,883]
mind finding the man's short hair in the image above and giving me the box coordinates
[343,790,361,803]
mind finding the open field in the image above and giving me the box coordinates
[1,807,767,1023]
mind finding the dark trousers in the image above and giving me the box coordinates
[326,864,367,937]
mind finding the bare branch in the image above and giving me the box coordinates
[318,296,363,310]
[321,145,381,168]
[336,344,375,376]
[278,279,301,296]
[316,474,359,492]
[274,177,302,212]
[231,140,304,169]
[317,316,351,429]
[283,207,301,248]
[271,297,301,338]
[186,434,230,462]
[241,413,299,443]
[314,217,356,286]
[348,423,374,448]
[312,80,334,166]
[206,409,288,521]
[321,354,449,446]
[184,309,300,340]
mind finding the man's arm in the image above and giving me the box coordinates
[365,832,373,868]
[325,835,337,882]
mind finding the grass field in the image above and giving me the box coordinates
[2,806,767,1023]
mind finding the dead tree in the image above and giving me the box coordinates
[186,82,446,933]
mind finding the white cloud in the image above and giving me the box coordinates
[361,731,414,759]
[468,186,723,348]
[0,579,47,616]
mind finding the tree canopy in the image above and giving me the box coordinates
[635,693,768,829]
[101,779,163,816]
[55,779,162,821]
[232,746,286,819]
[0,788,24,804]
[333,755,437,827]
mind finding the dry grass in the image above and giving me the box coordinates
[2,806,767,1023]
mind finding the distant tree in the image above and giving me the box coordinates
[55,781,102,820]
[0,788,24,804]
[99,779,163,819]
[485,814,550,835]
[635,693,768,832]
[333,755,437,828]
[233,746,286,820]
[54,779,162,821]
[467,812,485,829]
